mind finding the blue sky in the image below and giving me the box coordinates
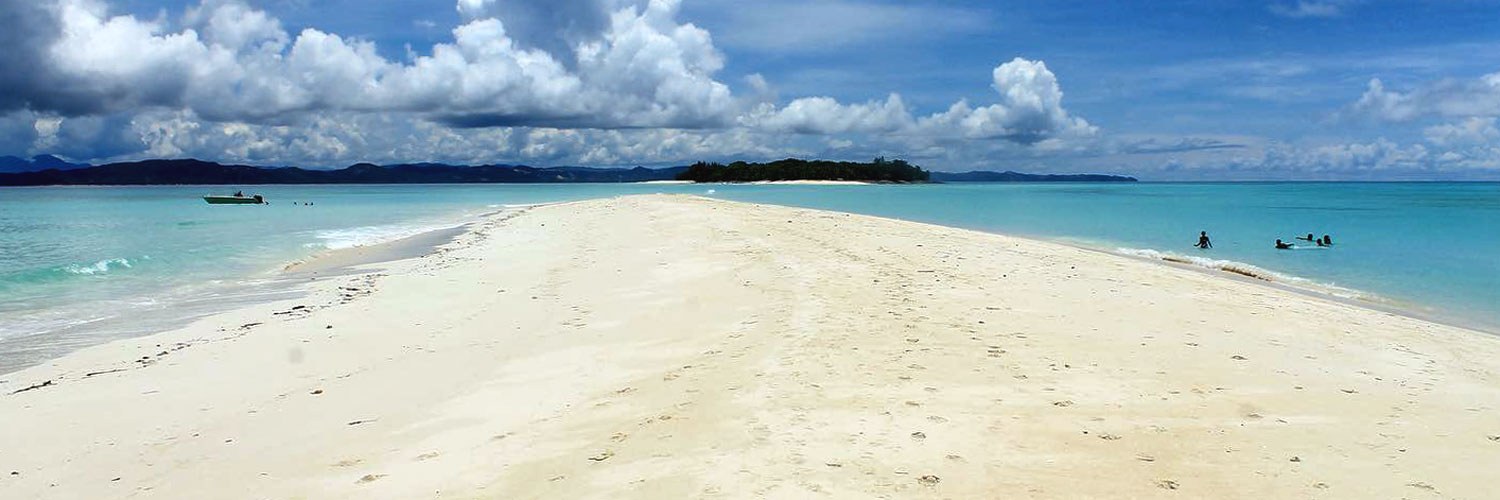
[3,0,1500,179]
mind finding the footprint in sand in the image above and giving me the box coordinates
[332,459,363,468]
[356,474,386,484]
[414,452,440,461]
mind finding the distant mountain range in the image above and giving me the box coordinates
[0,155,90,174]
[0,159,688,185]
[0,158,1136,186]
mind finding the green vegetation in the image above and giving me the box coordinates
[676,157,930,183]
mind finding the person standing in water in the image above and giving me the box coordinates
[1196,231,1212,249]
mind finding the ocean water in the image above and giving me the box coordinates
[2,182,1497,372]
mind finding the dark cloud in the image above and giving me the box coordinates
[0,1,83,114]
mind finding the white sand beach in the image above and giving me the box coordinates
[2,194,1497,499]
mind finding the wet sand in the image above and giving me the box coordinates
[2,194,1497,499]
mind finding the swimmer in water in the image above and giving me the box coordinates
[1275,239,1293,250]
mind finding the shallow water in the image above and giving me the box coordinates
[2,182,1496,372]
[712,182,1500,330]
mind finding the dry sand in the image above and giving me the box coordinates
[1,194,1497,499]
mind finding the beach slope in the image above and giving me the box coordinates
[2,194,1497,499]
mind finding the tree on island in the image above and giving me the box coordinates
[676,157,930,183]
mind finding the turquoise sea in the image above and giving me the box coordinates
[2,182,1497,372]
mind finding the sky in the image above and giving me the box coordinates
[2,0,1499,179]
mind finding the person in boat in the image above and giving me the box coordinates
[1275,239,1293,250]
[234,190,245,197]
[1195,231,1212,249]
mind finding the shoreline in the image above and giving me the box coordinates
[3,194,1498,498]
[0,205,520,376]
[1092,244,1498,335]
[2,195,1491,374]
[745,199,1497,336]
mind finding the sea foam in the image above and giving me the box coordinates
[312,222,465,250]
[1114,247,1377,303]
[62,257,136,275]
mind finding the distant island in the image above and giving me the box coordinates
[0,156,1135,186]
[676,158,930,183]
[929,170,1136,182]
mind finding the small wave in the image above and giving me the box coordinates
[1114,247,1377,302]
[63,257,134,275]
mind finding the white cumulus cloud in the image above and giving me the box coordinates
[0,0,1111,172]
[744,58,1096,144]
[3,0,732,129]
[1350,72,1500,122]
